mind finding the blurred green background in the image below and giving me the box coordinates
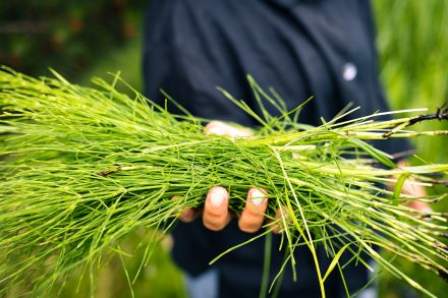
[1,1,447,297]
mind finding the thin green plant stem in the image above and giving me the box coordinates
[259,232,273,298]
[0,67,447,297]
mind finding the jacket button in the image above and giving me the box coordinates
[342,63,357,81]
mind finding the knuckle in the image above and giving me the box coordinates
[238,221,261,233]
[247,204,267,215]
[204,207,226,218]
[203,218,226,231]
[203,214,227,230]
[239,213,264,233]
[244,208,265,219]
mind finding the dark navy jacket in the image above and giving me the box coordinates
[143,1,409,297]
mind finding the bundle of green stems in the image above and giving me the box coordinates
[0,67,447,297]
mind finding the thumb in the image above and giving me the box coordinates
[204,121,253,138]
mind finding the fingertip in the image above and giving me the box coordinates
[203,186,230,231]
[179,208,197,223]
[206,186,229,209]
[204,121,253,138]
[204,121,227,136]
[172,195,197,223]
[248,188,268,206]
[238,188,268,233]
[271,207,286,234]
[238,216,262,233]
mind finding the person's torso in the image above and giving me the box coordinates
[143,1,400,297]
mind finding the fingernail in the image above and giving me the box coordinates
[205,121,226,136]
[250,189,266,206]
[209,187,227,208]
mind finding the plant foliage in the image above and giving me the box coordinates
[0,68,447,297]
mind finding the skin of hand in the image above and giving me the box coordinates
[396,161,432,213]
[177,122,431,233]
[178,121,269,233]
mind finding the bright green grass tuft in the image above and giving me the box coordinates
[1,68,447,297]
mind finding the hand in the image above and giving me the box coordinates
[396,161,432,214]
[178,121,269,233]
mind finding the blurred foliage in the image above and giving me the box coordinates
[57,231,186,298]
[1,0,448,297]
[6,229,186,298]
[79,38,143,92]
[0,0,146,79]
[374,0,448,163]
[374,1,448,297]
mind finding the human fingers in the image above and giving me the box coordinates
[204,120,253,138]
[271,206,288,234]
[238,188,268,233]
[203,186,231,231]
[401,179,427,197]
[179,208,198,223]
[395,161,432,214]
[408,199,432,214]
[398,173,431,213]
[172,196,198,223]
